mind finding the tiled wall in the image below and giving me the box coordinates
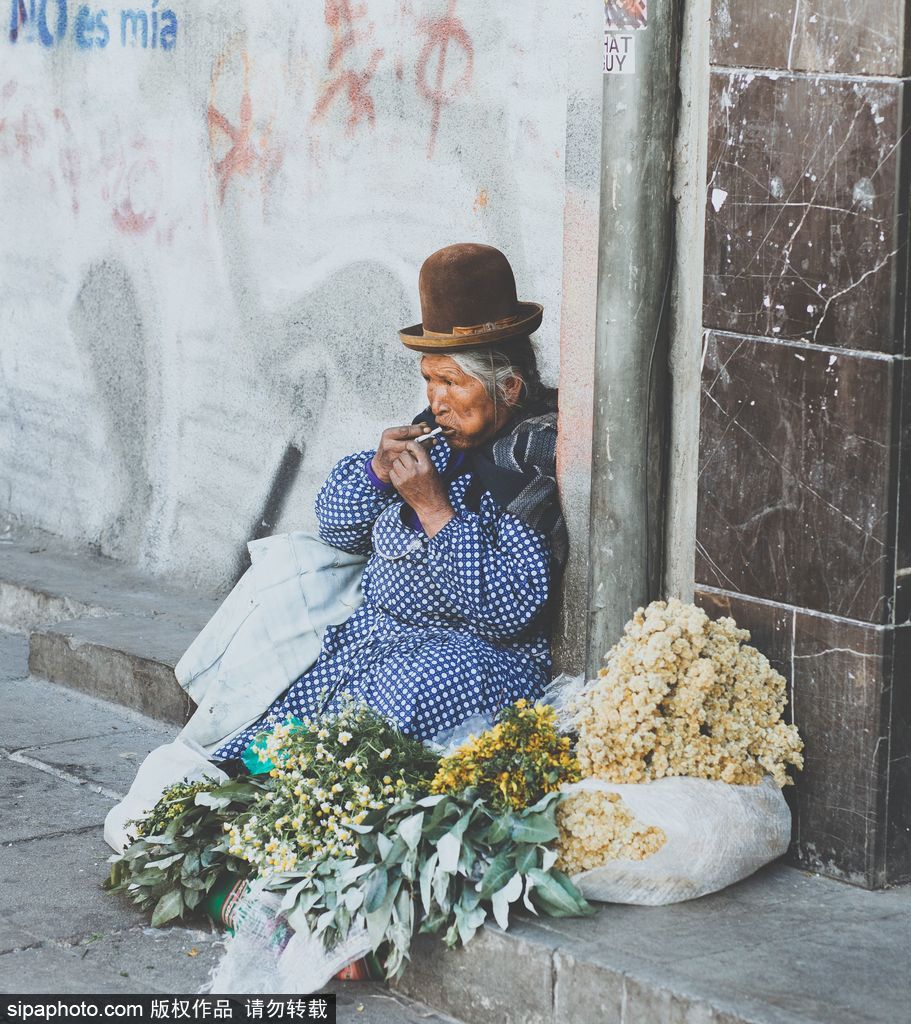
[698,1,911,887]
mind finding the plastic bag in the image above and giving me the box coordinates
[425,713,496,756]
[207,883,371,994]
[539,672,586,732]
[564,775,791,905]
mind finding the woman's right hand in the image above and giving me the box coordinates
[370,423,435,484]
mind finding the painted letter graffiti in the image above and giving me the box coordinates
[416,0,473,158]
[7,0,177,50]
[312,0,384,134]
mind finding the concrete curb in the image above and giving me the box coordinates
[29,615,197,725]
[1,530,215,722]
[395,927,765,1024]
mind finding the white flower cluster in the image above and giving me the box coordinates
[555,790,666,875]
[223,712,406,877]
[572,599,804,787]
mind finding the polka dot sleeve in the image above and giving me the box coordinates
[315,450,398,555]
[425,508,552,641]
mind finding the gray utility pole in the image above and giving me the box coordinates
[586,0,692,675]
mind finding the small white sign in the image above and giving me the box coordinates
[604,33,635,74]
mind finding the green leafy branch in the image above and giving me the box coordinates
[105,778,264,927]
[271,787,593,981]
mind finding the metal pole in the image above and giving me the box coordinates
[586,0,683,674]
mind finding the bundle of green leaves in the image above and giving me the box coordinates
[105,777,262,926]
[273,787,593,981]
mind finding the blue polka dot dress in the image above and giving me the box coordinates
[214,436,554,757]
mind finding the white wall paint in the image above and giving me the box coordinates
[0,0,601,596]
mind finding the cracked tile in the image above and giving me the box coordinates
[703,72,906,354]
[696,332,897,622]
[711,0,910,76]
[790,615,910,886]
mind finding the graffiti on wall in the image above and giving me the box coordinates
[203,0,476,207]
[311,0,385,134]
[207,43,284,204]
[7,0,178,50]
[0,79,167,233]
[415,0,473,158]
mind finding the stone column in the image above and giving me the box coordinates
[696,2,911,887]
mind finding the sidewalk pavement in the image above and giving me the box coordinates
[0,628,457,1023]
[3,525,911,1024]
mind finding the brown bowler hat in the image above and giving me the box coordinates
[399,243,543,352]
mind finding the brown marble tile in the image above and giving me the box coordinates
[711,0,910,76]
[887,625,911,882]
[897,574,911,626]
[896,359,911,622]
[697,333,897,622]
[704,73,906,353]
[790,614,893,887]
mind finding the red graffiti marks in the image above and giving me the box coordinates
[312,0,384,135]
[416,0,473,159]
[111,156,161,234]
[100,134,161,234]
[12,105,46,164]
[53,109,81,214]
[0,80,17,156]
[207,46,280,204]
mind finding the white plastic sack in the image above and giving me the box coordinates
[540,672,586,732]
[177,532,365,753]
[104,737,228,853]
[207,884,371,994]
[426,713,496,756]
[564,775,791,905]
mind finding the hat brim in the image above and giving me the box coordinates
[399,302,543,353]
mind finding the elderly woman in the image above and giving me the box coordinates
[213,243,567,759]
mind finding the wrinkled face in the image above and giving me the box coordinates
[420,354,506,450]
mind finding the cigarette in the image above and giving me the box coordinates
[415,426,443,444]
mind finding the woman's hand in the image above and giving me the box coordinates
[388,440,455,538]
[370,424,435,484]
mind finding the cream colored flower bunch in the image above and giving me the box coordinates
[555,789,666,875]
[572,599,804,787]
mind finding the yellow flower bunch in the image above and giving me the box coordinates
[431,700,581,812]
[555,789,666,875]
[572,599,804,787]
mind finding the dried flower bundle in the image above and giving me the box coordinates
[572,599,804,787]
[555,789,666,875]
[228,700,439,876]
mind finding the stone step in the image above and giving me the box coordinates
[0,526,219,722]
[0,528,221,632]
[29,614,199,725]
[395,863,911,1024]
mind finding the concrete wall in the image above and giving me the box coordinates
[0,0,602,602]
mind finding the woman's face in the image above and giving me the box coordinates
[420,354,513,450]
